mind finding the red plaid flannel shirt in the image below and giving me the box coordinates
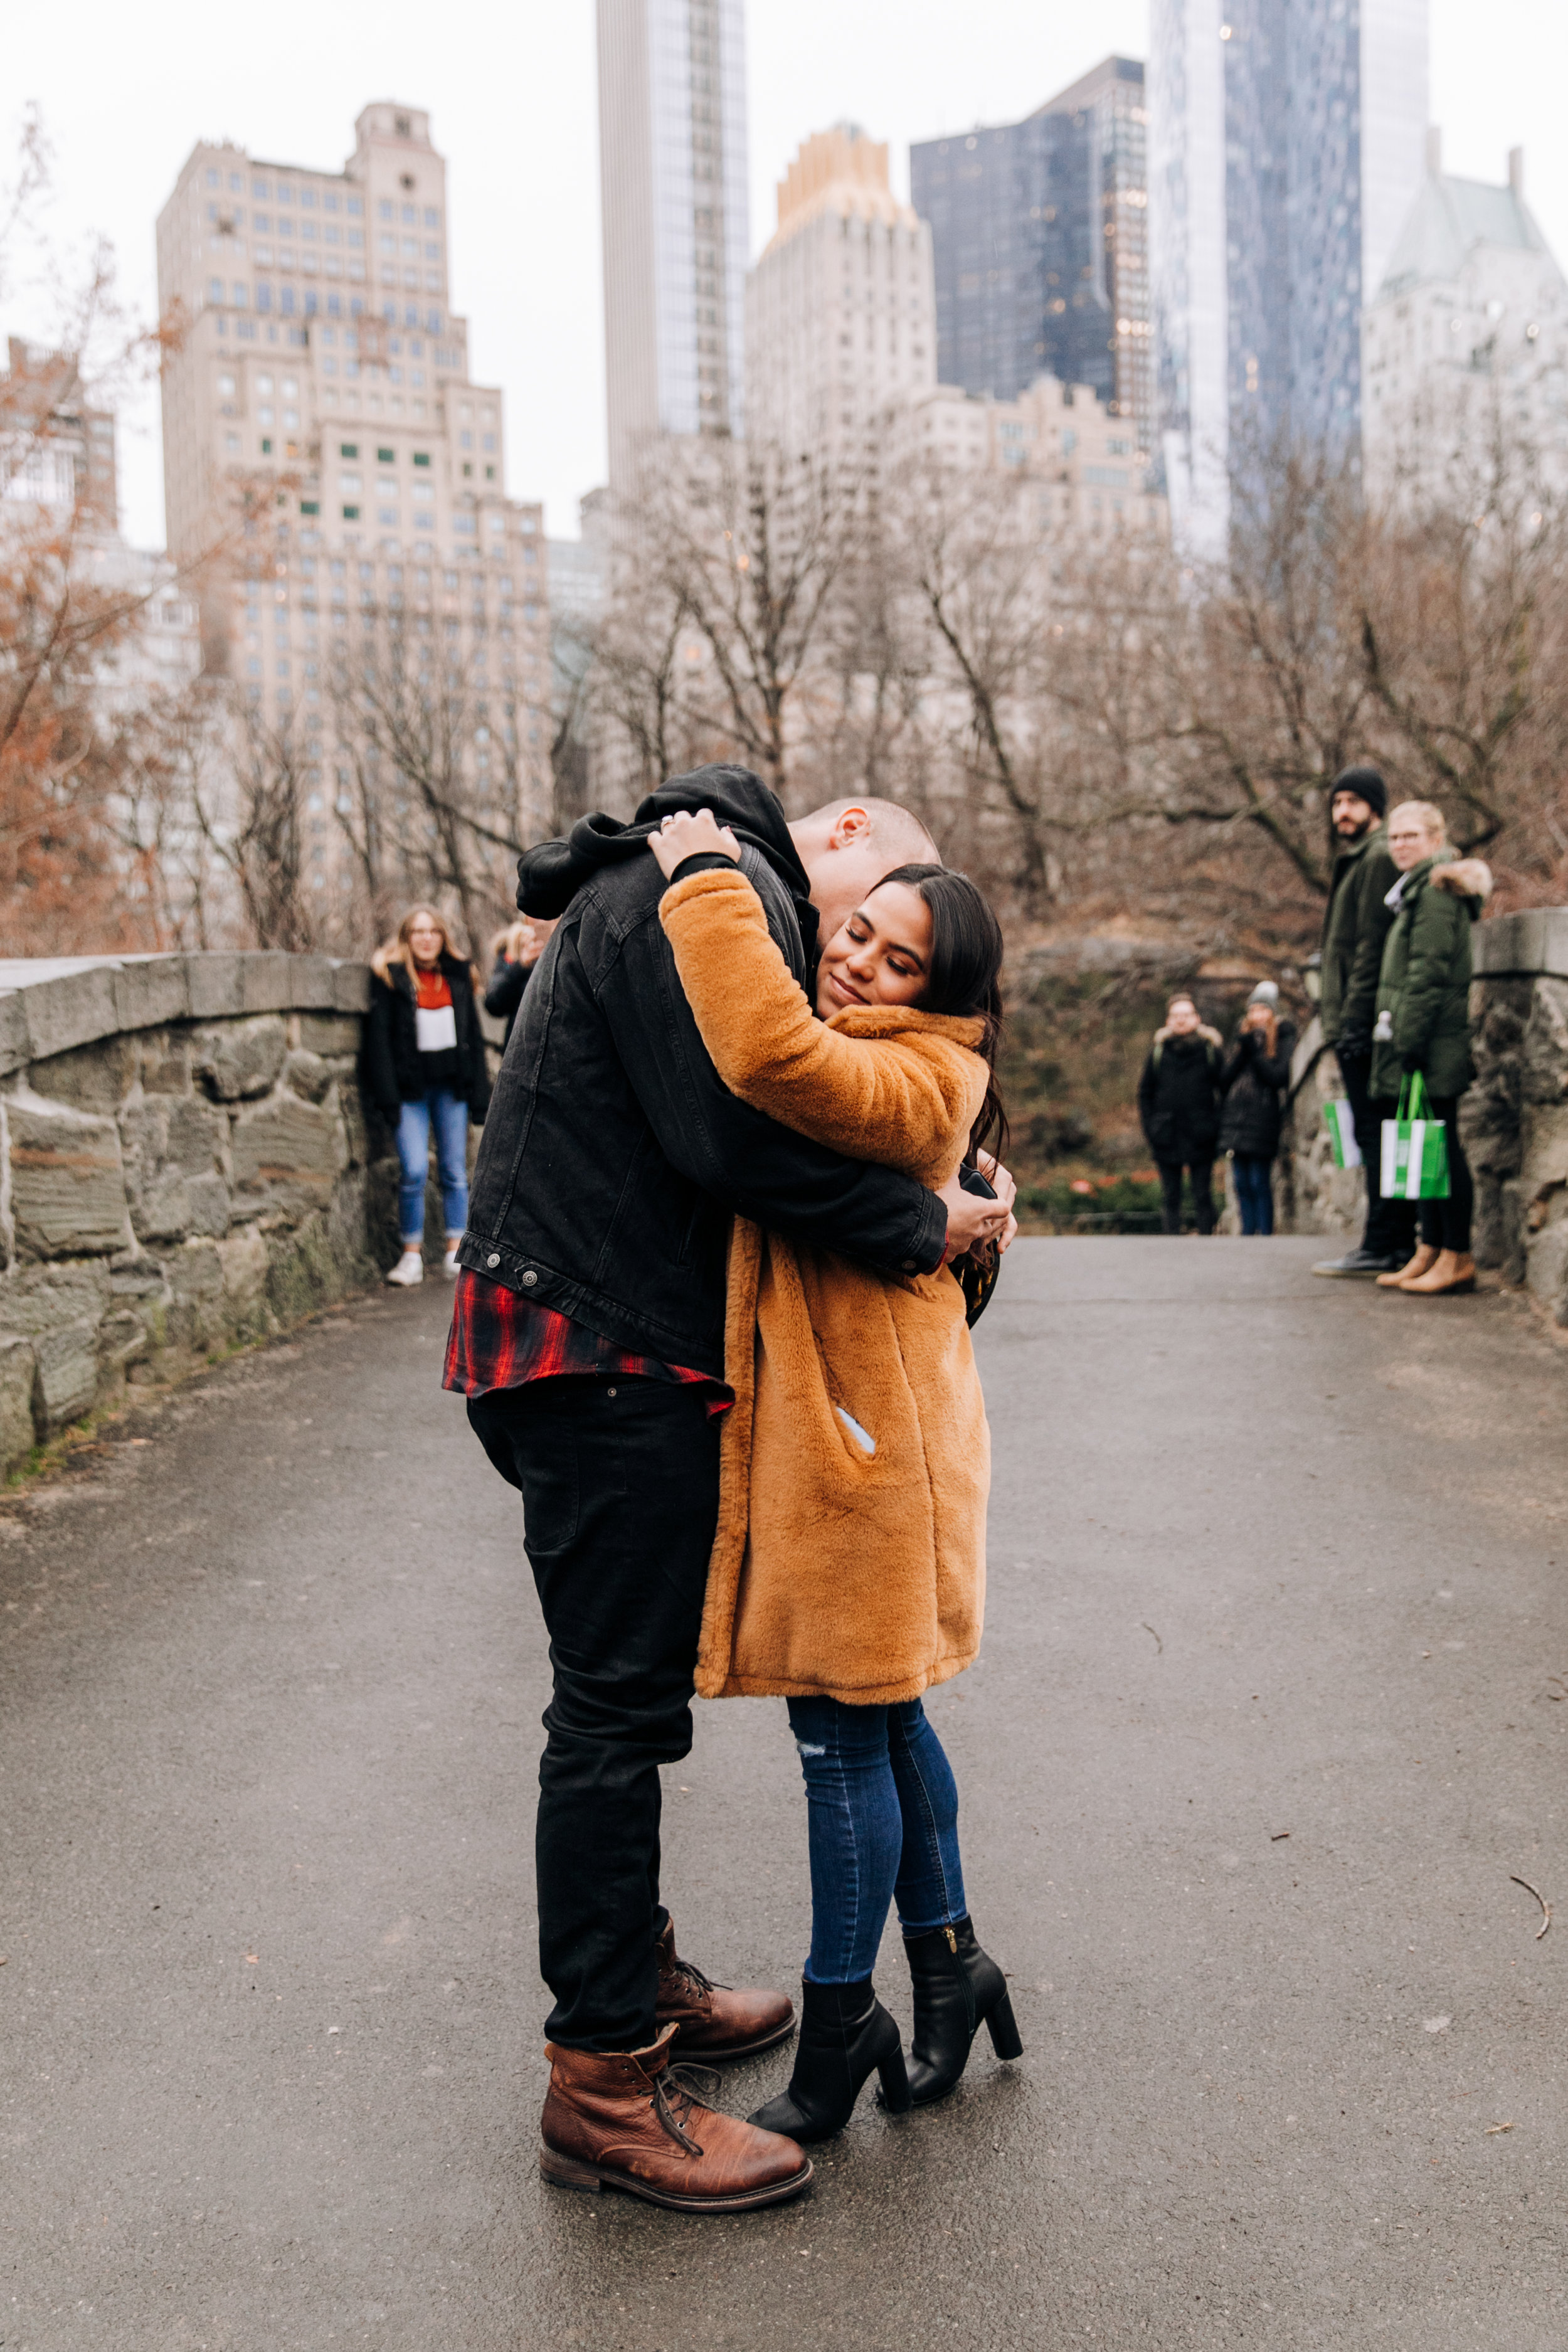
[443,1268,732,1414]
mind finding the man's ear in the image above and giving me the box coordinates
[830,803,872,849]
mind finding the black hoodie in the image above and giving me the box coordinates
[457,764,945,1373]
[518,764,820,968]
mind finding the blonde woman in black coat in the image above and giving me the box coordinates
[364,906,491,1286]
[1137,994,1224,1234]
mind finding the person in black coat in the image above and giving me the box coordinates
[1219,982,1298,1236]
[484,918,556,1046]
[1137,993,1224,1234]
[363,905,492,1286]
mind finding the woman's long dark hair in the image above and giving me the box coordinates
[876,863,1009,1166]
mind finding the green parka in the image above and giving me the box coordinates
[1369,853,1493,1101]
[1318,824,1399,1048]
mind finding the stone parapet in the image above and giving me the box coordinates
[0,953,394,1478]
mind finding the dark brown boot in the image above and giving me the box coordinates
[539,2023,812,2213]
[654,1915,797,2060]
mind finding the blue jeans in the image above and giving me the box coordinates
[1232,1154,1275,1235]
[785,1695,967,1984]
[396,1089,469,1244]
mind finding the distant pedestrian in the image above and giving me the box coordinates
[484,917,555,1047]
[1370,803,1491,1298]
[365,906,492,1288]
[1311,765,1418,1278]
[1138,993,1224,1235]
[1219,983,1298,1235]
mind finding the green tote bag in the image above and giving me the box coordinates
[1379,1073,1451,1202]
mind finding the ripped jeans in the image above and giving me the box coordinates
[785,1695,968,1984]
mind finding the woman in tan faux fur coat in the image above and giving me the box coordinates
[646,807,1024,2146]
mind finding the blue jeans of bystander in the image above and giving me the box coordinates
[785,1693,968,1984]
[396,1089,469,1246]
[1232,1153,1275,1235]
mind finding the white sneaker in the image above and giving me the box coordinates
[442,1246,461,1279]
[385,1249,424,1287]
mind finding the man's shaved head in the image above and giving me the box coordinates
[804,797,939,864]
[788,797,942,943]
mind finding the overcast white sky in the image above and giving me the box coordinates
[5,0,1566,549]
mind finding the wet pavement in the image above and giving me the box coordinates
[4,1239,1568,2349]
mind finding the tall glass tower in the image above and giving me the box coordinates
[597,0,749,489]
[911,58,1153,453]
[1150,0,1428,548]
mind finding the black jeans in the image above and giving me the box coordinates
[467,1376,719,2052]
[1156,1158,1216,1235]
[1417,1095,1474,1256]
[1338,1051,1417,1259]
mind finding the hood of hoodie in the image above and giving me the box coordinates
[1384,847,1493,920]
[516,763,818,961]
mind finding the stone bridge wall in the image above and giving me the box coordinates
[1281,909,1568,1315]
[0,951,396,1478]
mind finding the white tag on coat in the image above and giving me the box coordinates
[415,1003,458,1054]
[835,1406,876,1456]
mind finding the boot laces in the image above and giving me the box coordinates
[665,1954,719,2003]
[649,2060,723,2156]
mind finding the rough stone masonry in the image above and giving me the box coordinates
[0,950,406,1479]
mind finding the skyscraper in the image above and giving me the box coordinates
[156,104,552,862]
[745,124,935,463]
[1149,0,1429,546]
[1362,139,1568,503]
[597,0,749,487]
[909,58,1153,452]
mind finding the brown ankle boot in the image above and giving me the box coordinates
[539,2023,812,2212]
[654,1915,797,2060]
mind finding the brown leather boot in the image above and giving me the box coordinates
[654,1915,797,2060]
[539,2023,812,2212]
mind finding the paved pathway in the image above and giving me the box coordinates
[5,1240,1568,2349]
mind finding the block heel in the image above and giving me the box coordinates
[877,2038,913,2114]
[539,2144,604,2191]
[985,1989,1024,2062]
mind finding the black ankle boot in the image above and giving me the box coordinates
[747,1977,911,2143]
[903,1918,1024,2106]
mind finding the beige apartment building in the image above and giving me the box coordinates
[891,373,1167,538]
[156,102,553,889]
[745,125,936,463]
[1361,138,1568,506]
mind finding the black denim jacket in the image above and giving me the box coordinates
[455,770,946,1377]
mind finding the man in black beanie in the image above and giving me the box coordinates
[1311,764,1418,1276]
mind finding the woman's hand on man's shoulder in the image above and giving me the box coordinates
[648,807,743,881]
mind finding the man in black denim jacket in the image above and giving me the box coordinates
[453,766,1009,2210]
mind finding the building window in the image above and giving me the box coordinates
[347,196,363,217]
[413,450,430,467]
[378,508,398,527]
[341,442,358,458]
[379,199,394,220]
[261,437,273,453]
[342,504,360,520]
[209,277,224,302]
[300,500,319,516]
[378,447,395,463]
